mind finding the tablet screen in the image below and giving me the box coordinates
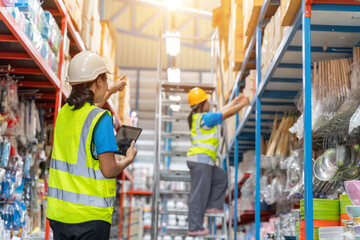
[115,125,142,155]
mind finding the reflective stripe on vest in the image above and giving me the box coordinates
[48,187,116,208]
[191,142,217,152]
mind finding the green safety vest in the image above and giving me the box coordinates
[46,102,116,224]
[187,113,219,161]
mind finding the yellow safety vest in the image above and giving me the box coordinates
[187,113,219,161]
[46,102,116,224]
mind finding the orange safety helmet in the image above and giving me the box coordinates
[188,87,210,106]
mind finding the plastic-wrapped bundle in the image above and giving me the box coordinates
[10,7,26,31]
[24,19,43,53]
[1,0,16,6]
[42,11,61,54]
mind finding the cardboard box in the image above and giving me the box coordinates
[281,0,301,26]
[121,222,143,240]
[90,18,102,54]
[212,7,223,28]
[228,0,244,71]
[100,20,117,79]
[243,0,264,38]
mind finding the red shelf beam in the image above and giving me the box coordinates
[0,52,31,60]
[18,81,54,88]
[225,173,251,203]
[126,191,152,195]
[0,34,18,42]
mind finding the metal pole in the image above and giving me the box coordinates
[255,24,262,240]
[303,1,314,240]
[233,86,239,240]
[46,16,67,240]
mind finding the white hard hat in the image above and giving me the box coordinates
[66,50,110,84]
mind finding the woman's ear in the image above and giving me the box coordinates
[96,76,103,87]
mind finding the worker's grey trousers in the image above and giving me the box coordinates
[187,161,228,231]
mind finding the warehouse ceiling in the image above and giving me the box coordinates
[102,0,220,70]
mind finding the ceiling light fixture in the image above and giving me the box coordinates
[170,104,181,112]
[169,95,181,102]
[165,0,180,11]
[166,31,181,56]
[167,68,181,83]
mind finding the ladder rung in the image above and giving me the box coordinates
[161,115,188,122]
[160,190,190,195]
[161,131,191,139]
[161,82,216,94]
[160,170,191,182]
[160,150,188,156]
[159,210,225,218]
[159,232,227,239]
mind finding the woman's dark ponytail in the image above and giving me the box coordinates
[188,100,207,130]
[66,73,106,110]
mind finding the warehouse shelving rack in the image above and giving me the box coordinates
[222,0,360,239]
[0,0,124,239]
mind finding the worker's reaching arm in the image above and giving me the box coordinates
[220,94,246,112]
[221,96,250,120]
[96,75,127,108]
[99,140,138,178]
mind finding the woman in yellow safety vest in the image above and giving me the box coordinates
[186,87,249,236]
[46,50,138,240]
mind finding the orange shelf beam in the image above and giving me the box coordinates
[126,191,152,195]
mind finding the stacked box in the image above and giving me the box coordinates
[228,0,244,72]
[100,20,117,82]
[212,7,222,28]
[261,7,287,78]
[122,207,143,240]
[63,0,82,31]
[118,77,131,124]
[243,0,264,48]
[281,0,302,26]
[80,0,102,53]
[243,70,256,102]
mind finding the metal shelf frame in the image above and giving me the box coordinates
[0,0,123,239]
[222,0,360,239]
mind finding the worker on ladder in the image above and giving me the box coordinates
[47,51,138,240]
[186,87,249,236]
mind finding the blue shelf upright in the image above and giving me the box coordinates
[303,1,313,239]
[222,0,360,239]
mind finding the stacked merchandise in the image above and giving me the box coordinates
[118,76,131,125]
[63,0,83,31]
[4,0,62,74]
[340,194,353,226]
[0,75,51,239]
[79,0,102,53]
[261,7,289,78]
[100,21,117,82]
[243,0,263,49]
[299,199,340,240]
[122,207,143,240]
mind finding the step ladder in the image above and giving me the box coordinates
[150,30,232,240]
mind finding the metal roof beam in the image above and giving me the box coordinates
[137,10,163,32]
[116,28,211,51]
[177,16,194,31]
[109,2,131,22]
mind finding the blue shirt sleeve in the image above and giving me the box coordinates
[92,113,119,158]
[200,112,223,130]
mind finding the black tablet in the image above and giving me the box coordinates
[115,125,142,156]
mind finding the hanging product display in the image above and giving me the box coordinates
[0,73,50,239]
